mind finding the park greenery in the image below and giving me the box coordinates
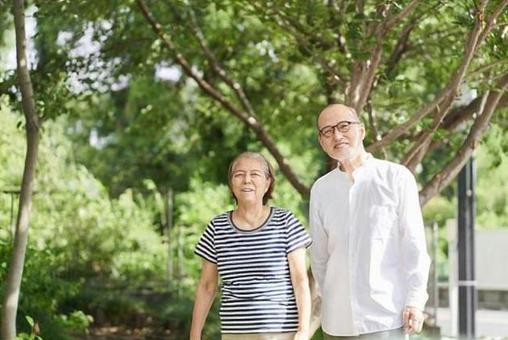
[1,0,507,339]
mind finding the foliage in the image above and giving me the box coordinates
[423,130,508,230]
[0,240,75,340]
[16,0,505,205]
[16,315,42,340]
[0,99,167,337]
[476,126,508,228]
[58,311,93,336]
[1,0,508,337]
[423,196,456,230]
[422,130,508,281]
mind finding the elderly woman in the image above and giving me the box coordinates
[190,152,312,340]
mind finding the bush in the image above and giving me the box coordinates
[1,102,167,336]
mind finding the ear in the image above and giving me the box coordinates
[360,124,366,141]
[265,177,272,189]
[269,175,272,183]
[318,134,326,149]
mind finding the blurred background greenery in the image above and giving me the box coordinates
[1,0,507,338]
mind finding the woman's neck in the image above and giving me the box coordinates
[233,204,270,230]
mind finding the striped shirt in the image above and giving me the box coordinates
[195,207,312,334]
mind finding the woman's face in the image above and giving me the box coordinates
[230,157,271,206]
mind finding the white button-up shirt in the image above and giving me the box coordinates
[310,155,430,336]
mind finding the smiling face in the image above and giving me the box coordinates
[317,104,365,162]
[229,155,273,206]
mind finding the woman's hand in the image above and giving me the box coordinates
[293,329,310,340]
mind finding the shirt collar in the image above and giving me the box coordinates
[336,153,374,173]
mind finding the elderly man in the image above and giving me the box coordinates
[310,104,430,339]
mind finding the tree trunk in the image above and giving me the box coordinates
[1,0,41,339]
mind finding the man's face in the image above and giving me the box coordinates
[317,106,365,162]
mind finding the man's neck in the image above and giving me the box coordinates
[338,151,368,175]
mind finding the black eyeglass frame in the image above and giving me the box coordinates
[318,120,362,137]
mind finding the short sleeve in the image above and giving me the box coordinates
[194,221,217,264]
[285,211,312,254]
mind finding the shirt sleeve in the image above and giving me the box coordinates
[309,188,328,295]
[398,167,431,310]
[195,221,217,264]
[285,210,312,254]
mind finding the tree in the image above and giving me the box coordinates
[1,1,507,335]
[26,0,508,206]
[1,0,41,338]
[113,1,508,334]
[133,0,508,205]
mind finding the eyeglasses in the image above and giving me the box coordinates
[318,120,361,137]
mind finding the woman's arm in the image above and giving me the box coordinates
[189,259,219,340]
[288,247,311,340]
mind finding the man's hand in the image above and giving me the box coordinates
[402,306,425,335]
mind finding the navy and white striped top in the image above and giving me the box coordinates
[195,207,312,334]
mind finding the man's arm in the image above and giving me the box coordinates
[309,191,328,294]
[398,168,431,334]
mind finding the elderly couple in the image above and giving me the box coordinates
[189,104,431,340]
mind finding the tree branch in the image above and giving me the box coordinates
[348,0,422,113]
[477,0,508,43]
[467,59,508,80]
[264,3,347,86]
[386,0,447,73]
[385,21,415,77]
[187,7,257,118]
[384,0,421,31]
[352,40,384,114]
[326,0,348,54]
[403,1,506,170]
[368,1,495,154]
[136,0,310,197]
[427,90,508,158]
[364,101,389,159]
[419,72,508,205]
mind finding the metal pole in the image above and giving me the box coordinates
[432,221,439,325]
[457,157,477,338]
[447,219,458,337]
